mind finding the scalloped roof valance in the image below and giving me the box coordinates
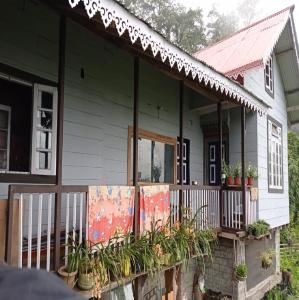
[68,0,267,115]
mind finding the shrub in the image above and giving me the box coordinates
[234,263,247,279]
[247,220,270,237]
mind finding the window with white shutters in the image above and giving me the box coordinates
[31,84,58,175]
[268,119,283,191]
[265,56,274,95]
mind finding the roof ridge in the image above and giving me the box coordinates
[194,5,294,56]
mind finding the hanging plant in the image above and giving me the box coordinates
[261,249,274,269]
[234,263,248,281]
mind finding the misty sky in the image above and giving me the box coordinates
[176,0,299,38]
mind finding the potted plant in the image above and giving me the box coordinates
[234,263,247,281]
[246,163,258,186]
[261,249,274,269]
[113,233,139,278]
[233,163,241,186]
[247,220,270,238]
[222,161,233,186]
[78,255,94,291]
[57,239,81,288]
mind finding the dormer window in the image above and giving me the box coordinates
[265,56,274,95]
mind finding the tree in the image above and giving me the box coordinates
[288,131,299,222]
[118,0,207,53]
[237,0,261,27]
[206,6,238,44]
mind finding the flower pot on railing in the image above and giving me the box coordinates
[234,176,241,186]
[227,176,234,186]
[247,176,254,186]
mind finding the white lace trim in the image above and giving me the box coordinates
[68,0,267,115]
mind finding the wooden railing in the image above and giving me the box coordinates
[169,185,221,230]
[5,184,257,271]
[6,185,88,271]
[221,187,257,231]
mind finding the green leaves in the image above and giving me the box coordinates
[247,220,270,237]
[234,263,248,278]
[288,132,299,222]
[117,0,206,53]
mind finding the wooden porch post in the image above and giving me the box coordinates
[54,15,66,271]
[179,80,184,222]
[133,56,140,236]
[217,102,223,227]
[132,57,143,300]
[241,106,247,229]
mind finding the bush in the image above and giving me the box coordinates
[234,263,247,278]
[280,226,297,245]
[247,220,270,237]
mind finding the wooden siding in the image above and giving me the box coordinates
[0,0,204,197]
[244,56,289,228]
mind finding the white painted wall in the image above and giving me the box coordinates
[244,56,289,228]
[0,0,204,198]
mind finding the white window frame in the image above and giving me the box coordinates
[31,84,58,175]
[0,104,11,171]
[265,56,274,94]
[268,119,283,191]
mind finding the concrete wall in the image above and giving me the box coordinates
[245,234,277,291]
[244,56,289,228]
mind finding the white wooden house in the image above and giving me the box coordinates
[0,1,297,299]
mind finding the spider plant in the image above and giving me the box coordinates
[134,234,156,275]
[113,233,139,278]
[57,234,81,288]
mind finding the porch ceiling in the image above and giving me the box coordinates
[40,0,268,115]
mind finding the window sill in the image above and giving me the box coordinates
[0,173,56,184]
[268,187,284,194]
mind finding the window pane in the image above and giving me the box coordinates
[0,150,7,170]
[0,130,8,149]
[38,110,53,130]
[138,138,151,182]
[37,130,52,150]
[41,91,53,109]
[164,144,174,183]
[0,110,8,129]
[153,141,165,183]
[37,151,51,170]
[137,137,174,184]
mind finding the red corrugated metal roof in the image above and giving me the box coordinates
[194,6,294,77]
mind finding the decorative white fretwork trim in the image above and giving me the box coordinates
[68,0,267,115]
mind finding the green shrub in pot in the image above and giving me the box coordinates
[234,263,248,281]
[57,237,81,288]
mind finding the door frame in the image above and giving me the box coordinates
[203,133,229,186]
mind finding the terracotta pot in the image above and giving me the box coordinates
[234,176,241,186]
[78,271,94,291]
[227,176,234,186]
[57,266,78,288]
[247,176,254,186]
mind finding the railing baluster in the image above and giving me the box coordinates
[27,194,33,269]
[79,193,83,244]
[73,193,77,245]
[18,194,23,268]
[36,194,43,269]
[46,194,52,271]
[65,193,70,266]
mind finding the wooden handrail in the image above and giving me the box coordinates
[169,185,221,191]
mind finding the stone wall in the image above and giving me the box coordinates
[204,238,234,296]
